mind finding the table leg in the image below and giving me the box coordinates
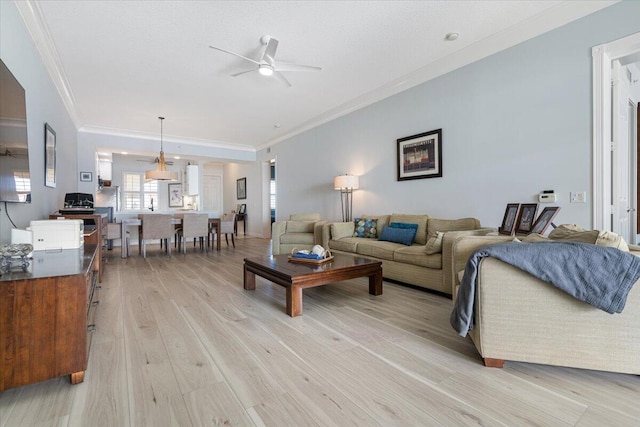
[244,266,256,290]
[286,285,302,317]
[369,270,383,296]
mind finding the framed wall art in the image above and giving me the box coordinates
[499,203,521,236]
[530,206,561,235]
[79,171,92,182]
[515,203,538,234]
[44,123,56,188]
[397,128,442,181]
[168,183,183,207]
[237,177,246,200]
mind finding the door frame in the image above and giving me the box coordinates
[592,31,640,231]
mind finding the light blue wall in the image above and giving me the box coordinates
[260,1,640,230]
[0,1,78,242]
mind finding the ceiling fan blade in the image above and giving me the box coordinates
[263,37,279,66]
[231,68,257,77]
[209,45,260,65]
[274,61,321,72]
[273,71,292,87]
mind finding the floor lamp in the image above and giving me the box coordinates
[334,174,359,222]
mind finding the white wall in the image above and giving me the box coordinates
[257,1,640,231]
[0,1,78,242]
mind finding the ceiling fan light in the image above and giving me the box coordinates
[258,64,274,76]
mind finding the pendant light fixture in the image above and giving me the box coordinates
[145,116,178,181]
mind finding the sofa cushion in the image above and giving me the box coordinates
[424,231,444,254]
[280,232,315,245]
[390,214,429,244]
[286,221,315,233]
[289,213,320,221]
[378,226,416,246]
[595,231,630,252]
[356,240,401,260]
[427,218,480,236]
[329,237,360,252]
[522,233,549,243]
[331,222,355,240]
[354,218,378,238]
[395,245,442,269]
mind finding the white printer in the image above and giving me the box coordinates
[28,219,84,251]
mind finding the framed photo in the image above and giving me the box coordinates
[397,128,442,181]
[44,123,56,188]
[237,177,247,200]
[239,203,246,214]
[499,203,521,236]
[515,203,538,234]
[168,183,183,207]
[530,206,561,235]
[79,171,92,182]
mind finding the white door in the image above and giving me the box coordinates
[612,60,632,239]
[202,175,222,215]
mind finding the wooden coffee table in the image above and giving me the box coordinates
[243,253,383,317]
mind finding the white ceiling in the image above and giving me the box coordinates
[18,0,615,153]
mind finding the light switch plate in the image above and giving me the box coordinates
[570,191,586,203]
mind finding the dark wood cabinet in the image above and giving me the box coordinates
[0,245,99,391]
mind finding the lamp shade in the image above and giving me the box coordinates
[334,175,359,190]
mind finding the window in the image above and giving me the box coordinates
[13,171,30,202]
[122,172,158,211]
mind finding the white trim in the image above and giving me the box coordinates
[592,31,640,231]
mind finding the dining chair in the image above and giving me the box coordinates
[176,213,209,254]
[220,213,236,247]
[139,214,173,258]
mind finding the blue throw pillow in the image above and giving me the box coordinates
[389,222,419,231]
[378,226,416,246]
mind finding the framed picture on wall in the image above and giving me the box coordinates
[515,203,538,234]
[79,171,92,182]
[499,203,521,236]
[397,128,442,181]
[168,183,183,207]
[237,177,246,200]
[44,123,56,188]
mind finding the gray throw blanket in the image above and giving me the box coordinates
[450,242,640,336]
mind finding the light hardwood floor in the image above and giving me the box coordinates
[1,237,638,426]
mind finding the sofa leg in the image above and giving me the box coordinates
[483,358,505,368]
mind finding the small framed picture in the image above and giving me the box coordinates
[499,203,521,236]
[237,177,246,200]
[239,203,246,214]
[530,206,561,235]
[168,183,183,207]
[79,171,92,182]
[397,128,442,181]
[515,203,538,234]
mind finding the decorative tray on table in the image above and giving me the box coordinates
[288,248,333,264]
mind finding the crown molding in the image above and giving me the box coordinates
[79,125,256,153]
[14,0,83,129]
[257,0,617,151]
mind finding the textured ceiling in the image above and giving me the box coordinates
[21,1,614,152]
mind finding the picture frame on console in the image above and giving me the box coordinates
[44,123,56,188]
[515,203,538,234]
[397,128,442,181]
[530,206,561,235]
[499,203,521,235]
[237,177,247,200]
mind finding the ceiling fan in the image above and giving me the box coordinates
[137,157,174,166]
[209,35,321,87]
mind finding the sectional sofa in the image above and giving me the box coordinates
[321,214,493,295]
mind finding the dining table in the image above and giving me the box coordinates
[119,215,221,258]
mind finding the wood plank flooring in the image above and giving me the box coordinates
[1,237,638,426]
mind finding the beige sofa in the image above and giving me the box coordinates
[272,213,327,255]
[450,235,640,374]
[321,214,493,294]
